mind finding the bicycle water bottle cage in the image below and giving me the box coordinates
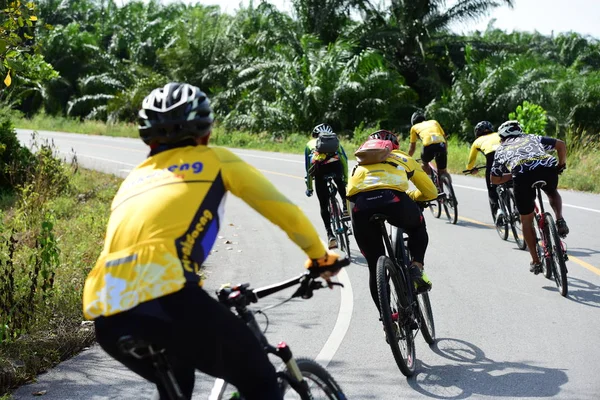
[531,180,547,189]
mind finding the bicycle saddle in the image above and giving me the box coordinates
[531,180,547,189]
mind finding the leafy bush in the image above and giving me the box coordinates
[508,101,548,136]
[0,108,34,190]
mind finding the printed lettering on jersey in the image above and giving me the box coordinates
[167,161,203,174]
[181,209,213,273]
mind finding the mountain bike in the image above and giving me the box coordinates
[496,181,526,249]
[532,180,569,297]
[371,208,436,377]
[324,174,352,258]
[423,160,457,224]
[118,264,350,400]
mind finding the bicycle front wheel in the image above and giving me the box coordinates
[280,358,346,399]
[330,197,350,256]
[376,256,416,377]
[417,292,435,345]
[507,190,526,250]
[441,175,458,225]
[545,213,568,297]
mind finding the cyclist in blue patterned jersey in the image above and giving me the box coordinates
[490,120,569,274]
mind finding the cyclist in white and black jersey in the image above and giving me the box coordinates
[490,120,569,274]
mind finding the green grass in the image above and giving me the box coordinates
[0,167,121,395]
[15,115,600,193]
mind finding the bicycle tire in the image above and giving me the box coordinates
[507,189,526,250]
[416,292,435,345]
[376,256,416,377]
[429,172,442,218]
[279,358,347,399]
[495,193,509,241]
[534,217,553,280]
[440,175,458,224]
[544,213,568,297]
[330,197,349,255]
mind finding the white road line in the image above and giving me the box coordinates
[315,266,353,368]
[58,150,138,167]
[230,152,304,164]
[454,183,487,192]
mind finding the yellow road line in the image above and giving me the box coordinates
[458,216,494,228]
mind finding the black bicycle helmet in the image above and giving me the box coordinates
[368,129,399,150]
[474,121,494,137]
[312,123,334,138]
[411,111,426,126]
[498,120,523,138]
[138,83,214,145]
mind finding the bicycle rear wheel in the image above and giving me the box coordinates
[545,213,568,297]
[280,358,346,399]
[416,292,435,345]
[534,217,552,280]
[376,256,416,377]
[494,198,509,240]
[428,172,442,218]
[441,175,458,225]
[330,197,350,255]
[507,190,526,250]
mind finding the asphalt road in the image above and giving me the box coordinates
[12,129,600,400]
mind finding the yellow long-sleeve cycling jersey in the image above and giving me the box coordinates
[466,132,501,170]
[347,150,438,202]
[409,120,446,146]
[83,145,326,320]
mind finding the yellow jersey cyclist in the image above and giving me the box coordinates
[82,83,344,400]
[304,123,349,249]
[490,120,569,275]
[466,121,502,222]
[408,111,450,183]
[347,130,437,314]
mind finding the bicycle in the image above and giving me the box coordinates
[532,180,569,297]
[371,205,436,377]
[423,160,457,224]
[324,174,352,258]
[496,181,526,249]
[118,264,350,400]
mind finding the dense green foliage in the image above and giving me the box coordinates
[3,0,600,144]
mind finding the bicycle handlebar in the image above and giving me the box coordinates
[462,165,486,174]
[216,258,349,307]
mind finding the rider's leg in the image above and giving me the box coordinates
[386,193,431,291]
[350,203,385,312]
[513,176,541,268]
[435,145,451,183]
[486,152,499,215]
[333,166,348,213]
[420,147,433,177]
[314,174,334,241]
[540,167,569,237]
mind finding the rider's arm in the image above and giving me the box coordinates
[466,141,479,170]
[540,136,567,166]
[304,143,313,191]
[219,149,326,259]
[338,144,349,182]
[490,156,511,184]
[406,162,438,202]
[408,127,418,156]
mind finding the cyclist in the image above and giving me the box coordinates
[490,120,569,274]
[466,121,501,222]
[304,123,349,249]
[408,111,450,182]
[82,83,343,400]
[348,130,437,313]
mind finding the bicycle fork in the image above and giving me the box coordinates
[270,342,314,400]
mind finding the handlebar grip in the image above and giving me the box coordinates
[307,256,350,277]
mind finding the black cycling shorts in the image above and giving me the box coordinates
[513,166,559,215]
[421,142,448,170]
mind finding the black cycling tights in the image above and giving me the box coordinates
[350,190,428,311]
[95,286,282,400]
[314,162,347,236]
